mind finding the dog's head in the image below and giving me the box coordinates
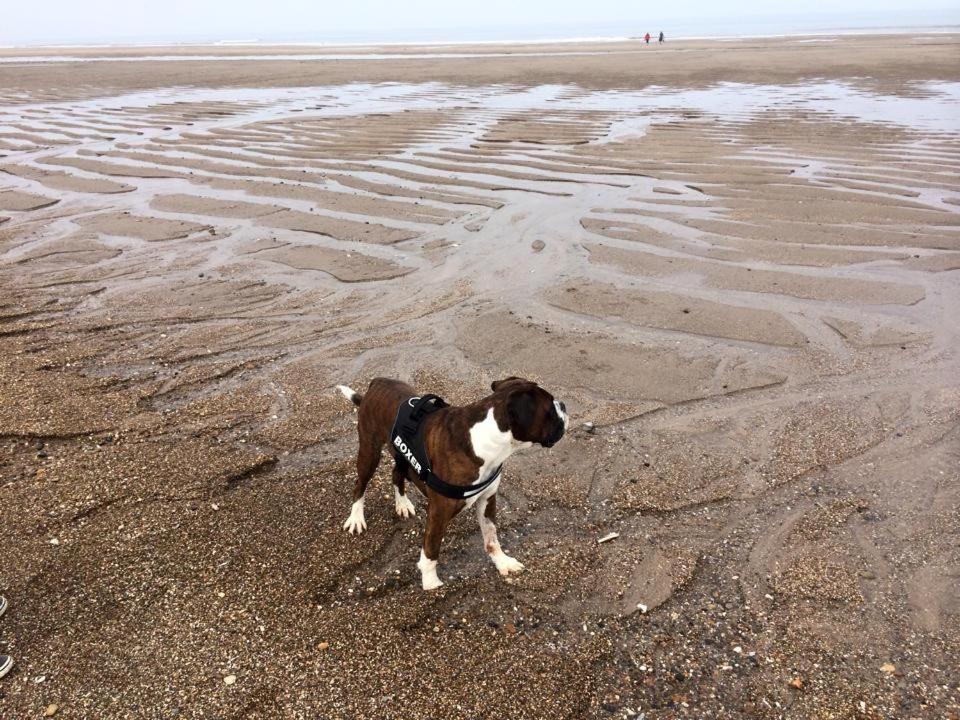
[490,376,568,448]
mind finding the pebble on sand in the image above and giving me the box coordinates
[43,704,58,717]
[789,677,804,690]
[223,675,237,686]
[880,662,896,673]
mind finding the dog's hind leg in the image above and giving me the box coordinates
[343,437,381,535]
[476,493,524,576]
[392,457,416,519]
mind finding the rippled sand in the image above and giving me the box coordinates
[1,35,958,720]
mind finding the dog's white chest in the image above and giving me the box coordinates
[462,408,529,508]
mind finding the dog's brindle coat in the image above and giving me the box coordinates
[337,376,568,590]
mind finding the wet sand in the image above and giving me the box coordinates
[1,35,959,719]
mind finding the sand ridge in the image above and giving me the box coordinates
[0,35,959,720]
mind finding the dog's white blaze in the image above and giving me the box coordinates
[554,399,569,429]
[418,549,443,590]
[342,498,366,534]
[394,486,416,518]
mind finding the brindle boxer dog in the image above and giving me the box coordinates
[336,377,568,590]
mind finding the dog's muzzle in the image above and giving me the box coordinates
[543,421,566,448]
[542,399,568,447]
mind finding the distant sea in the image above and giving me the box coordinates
[5,11,960,48]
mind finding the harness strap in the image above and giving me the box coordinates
[391,394,500,501]
[400,394,447,437]
[422,465,501,500]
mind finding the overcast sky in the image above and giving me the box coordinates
[4,0,958,46]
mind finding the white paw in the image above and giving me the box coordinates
[394,492,416,519]
[417,550,443,590]
[342,500,366,535]
[421,575,444,591]
[343,514,367,534]
[494,554,525,576]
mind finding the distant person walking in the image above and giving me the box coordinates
[644,32,651,44]
[659,31,665,43]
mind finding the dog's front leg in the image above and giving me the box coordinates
[418,500,452,590]
[476,493,524,576]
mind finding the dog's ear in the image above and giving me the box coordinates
[491,376,522,392]
[506,388,539,438]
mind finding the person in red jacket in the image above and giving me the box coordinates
[644,32,651,44]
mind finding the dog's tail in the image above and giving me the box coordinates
[336,385,363,407]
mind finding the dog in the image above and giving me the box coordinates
[335,376,568,590]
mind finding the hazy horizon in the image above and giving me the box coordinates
[3,1,959,46]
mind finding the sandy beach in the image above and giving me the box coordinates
[1,34,958,719]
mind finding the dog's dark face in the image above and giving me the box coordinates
[491,377,568,447]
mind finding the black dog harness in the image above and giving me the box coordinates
[391,394,502,501]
